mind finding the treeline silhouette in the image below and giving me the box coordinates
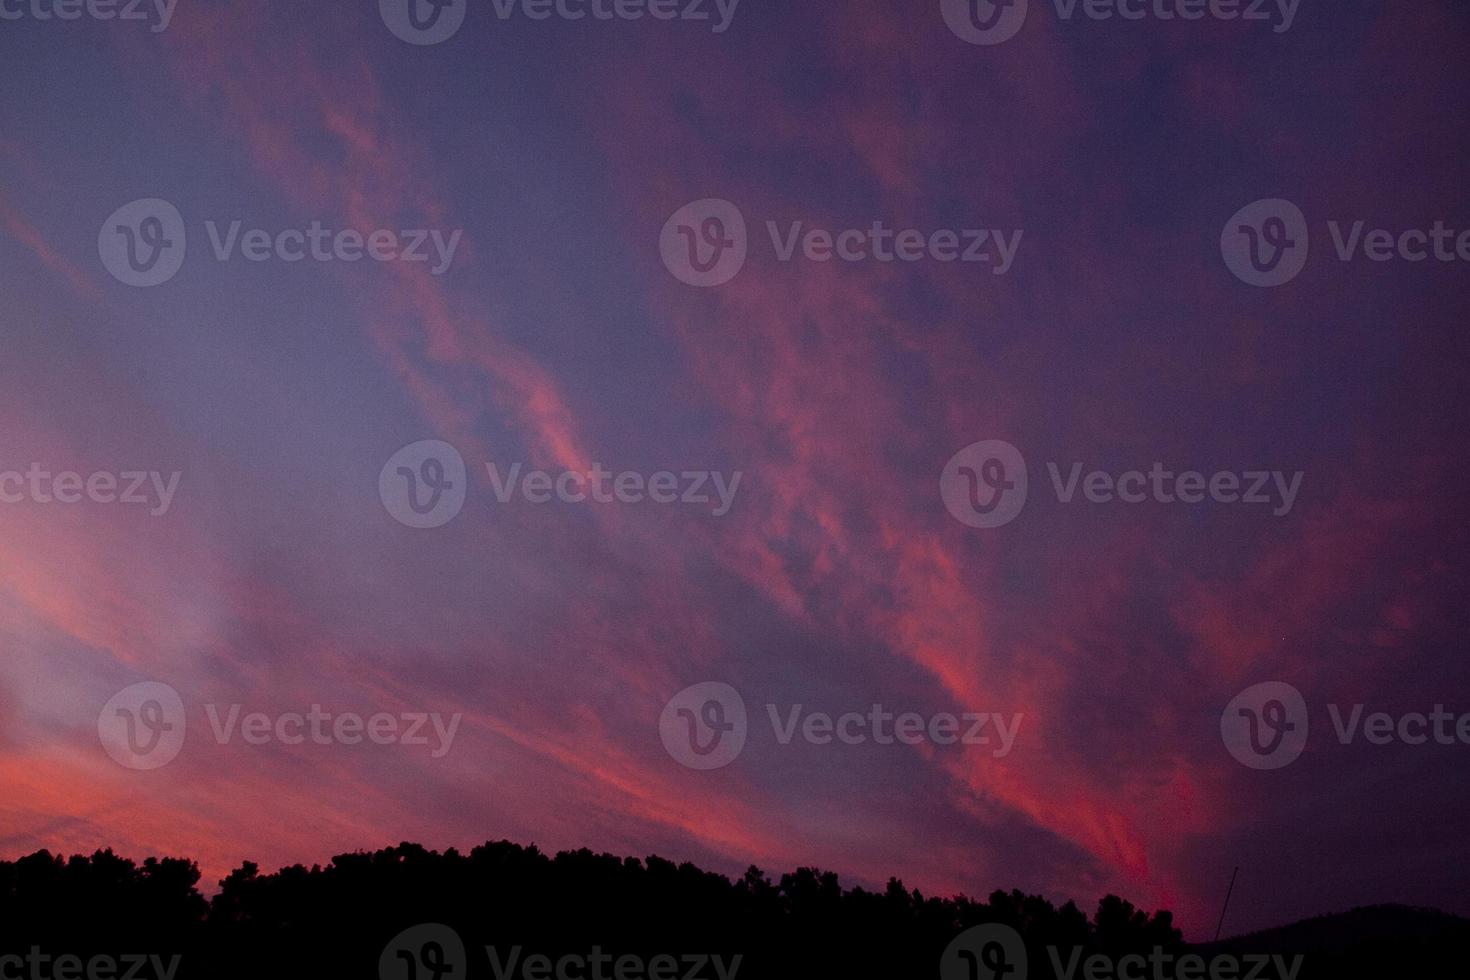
[0,842,1461,978]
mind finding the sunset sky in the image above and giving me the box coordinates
[2,0,1468,940]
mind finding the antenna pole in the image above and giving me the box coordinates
[1214,866,1239,942]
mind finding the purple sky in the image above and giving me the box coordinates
[1,0,1468,939]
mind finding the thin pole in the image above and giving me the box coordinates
[1214,866,1240,942]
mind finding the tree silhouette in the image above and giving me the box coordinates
[1,842,1461,979]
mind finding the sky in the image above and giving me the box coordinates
[2,0,1468,941]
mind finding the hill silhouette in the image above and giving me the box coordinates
[0,842,1462,978]
[1195,903,1470,978]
